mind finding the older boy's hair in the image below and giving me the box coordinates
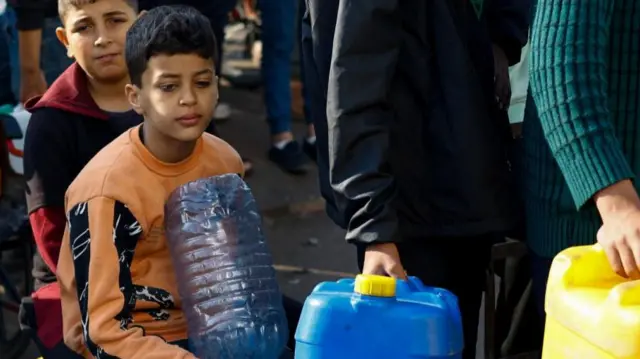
[58,0,139,23]
[125,5,218,87]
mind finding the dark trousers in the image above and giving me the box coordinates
[197,0,236,76]
[358,236,497,359]
[530,252,553,330]
[0,10,15,105]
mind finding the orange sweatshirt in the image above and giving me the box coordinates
[56,125,244,358]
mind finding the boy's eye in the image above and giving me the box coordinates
[109,17,127,24]
[73,24,92,33]
[159,84,177,92]
[195,81,211,88]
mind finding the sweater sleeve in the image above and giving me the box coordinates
[63,197,194,359]
[529,0,633,209]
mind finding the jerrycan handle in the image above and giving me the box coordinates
[591,245,640,306]
[551,245,640,306]
[396,276,426,294]
[551,244,620,287]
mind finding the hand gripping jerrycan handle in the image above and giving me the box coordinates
[551,244,640,306]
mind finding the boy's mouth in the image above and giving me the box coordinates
[95,53,120,62]
[176,114,203,127]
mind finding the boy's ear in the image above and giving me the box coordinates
[125,84,143,115]
[137,10,147,19]
[55,27,73,58]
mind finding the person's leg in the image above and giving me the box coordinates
[404,237,493,359]
[281,294,302,349]
[260,0,307,173]
[198,1,254,174]
[3,7,20,99]
[260,0,295,136]
[529,252,553,331]
[359,236,495,359]
[0,11,16,105]
[40,18,73,85]
[197,2,232,77]
[298,0,316,162]
[198,0,236,122]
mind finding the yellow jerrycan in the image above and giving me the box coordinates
[543,245,640,358]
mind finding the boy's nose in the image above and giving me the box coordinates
[180,90,197,106]
[94,36,113,47]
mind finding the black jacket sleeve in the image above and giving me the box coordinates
[8,0,51,31]
[486,0,531,65]
[23,108,76,212]
[327,0,401,245]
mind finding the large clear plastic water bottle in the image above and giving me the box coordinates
[165,174,288,359]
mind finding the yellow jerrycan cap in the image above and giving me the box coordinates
[354,274,396,297]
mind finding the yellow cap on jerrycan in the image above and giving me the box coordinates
[354,274,396,297]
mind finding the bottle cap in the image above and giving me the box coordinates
[354,274,396,297]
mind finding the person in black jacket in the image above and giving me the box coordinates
[304,1,529,358]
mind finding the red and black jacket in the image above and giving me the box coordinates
[23,63,143,349]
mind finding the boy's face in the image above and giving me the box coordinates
[126,54,217,142]
[56,0,137,83]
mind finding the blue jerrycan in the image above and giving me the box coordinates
[294,275,463,359]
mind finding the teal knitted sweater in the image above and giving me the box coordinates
[524,0,640,258]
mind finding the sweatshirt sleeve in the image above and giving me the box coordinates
[24,110,78,272]
[65,196,194,359]
[529,0,633,209]
[9,0,47,31]
[327,0,401,245]
[29,207,66,272]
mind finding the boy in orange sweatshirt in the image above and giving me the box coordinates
[56,5,244,357]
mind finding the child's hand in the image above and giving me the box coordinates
[362,243,407,280]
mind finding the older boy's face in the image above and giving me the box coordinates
[56,0,136,83]
[129,54,217,142]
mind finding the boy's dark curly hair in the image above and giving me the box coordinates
[125,5,217,87]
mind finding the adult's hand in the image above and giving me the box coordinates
[595,180,640,278]
[362,242,407,279]
[20,69,47,104]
